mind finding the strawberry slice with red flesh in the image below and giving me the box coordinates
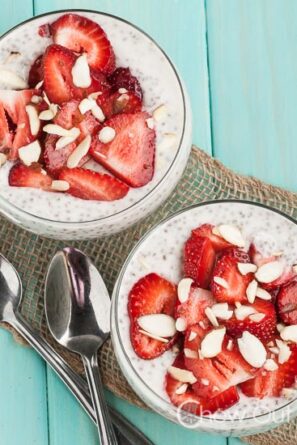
[97,90,142,120]
[128,273,177,359]
[165,353,239,415]
[184,325,256,398]
[108,67,143,99]
[51,13,115,73]
[211,253,253,304]
[90,112,155,187]
[59,167,129,201]
[192,224,232,252]
[277,280,297,325]
[44,135,78,178]
[28,55,43,88]
[226,300,277,343]
[9,163,52,190]
[184,235,216,288]
[0,103,13,151]
[175,285,216,330]
[240,344,297,398]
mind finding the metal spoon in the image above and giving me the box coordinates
[45,247,118,445]
[0,253,152,445]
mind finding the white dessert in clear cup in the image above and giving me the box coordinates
[111,201,297,436]
[0,10,192,239]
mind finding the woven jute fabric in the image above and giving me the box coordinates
[1,146,297,443]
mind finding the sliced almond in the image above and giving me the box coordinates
[43,92,51,107]
[211,303,233,320]
[67,135,91,168]
[217,224,245,248]
[276,339,292,364]
[71,54,91,88]
[177,278,193,303]
[88,91,102,100]
[237,331,267,368]
[201,378,209,386]
[51,180,70,192]
[31,95,42,104]
[200,327,226,358]
[25,105,40,136]
[188,331,197,342]
[198,321,206,329]
[176,317,187,332]
[0,153,7,167]
[91,102,105,122]
[269,347,280,355]
[146,118,154,129]
[235,302,242,308]
[227,339,234,351]
[175,383,188,395]
[249,313,265,323]
[0,68,27,89]
[263,359,278,371]
[205,307,219,327]
[280,325,297,343]
[255,261,284,283]
[238,263,257,275]
[212,226,222,236]
[35,80,44,89]
[235,305,257,321]
[138,329,169,343]
[43,124,72,137]
[277,323,286,333]
[158,133,176,150]
[246,279,258,304]
[137,313,176,338]
[184,348,198,359]
[18,140,41,166]
[56,135,76,150]
[79,98,94,114]
[167,366,197,384]
[39,109,55,121]
[118,87,128,94]
[255,287,272,301]
[152,104,167,121]
[98,126,116,143]
[213,276,229,289]
[272,251,284,257]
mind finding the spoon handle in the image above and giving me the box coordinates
[82,354,118,445]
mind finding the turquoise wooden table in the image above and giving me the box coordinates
[1,0,297,444]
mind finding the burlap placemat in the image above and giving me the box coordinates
[1,146,297,444]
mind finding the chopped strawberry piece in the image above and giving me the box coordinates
[9,163,52,190]
[221,247,251,263]
[28,55,43,88]
[0,103,13,151]
[90,112,155,187]
[277,280,297,325]
[192,224,231,251]
[184,236,216,288]
[51,13,115,73]
[211,254,253,303]
[184,325,256,398]
[44,134,78,178]
[175,285,216,330]
[165,354,239,415]
[97,90,142,119]
[38,23,51,38]
[108,67,143,99]
[59,167,129,201]
[226,300,277,343]
[128,273,177,359]
[240,344,297,398]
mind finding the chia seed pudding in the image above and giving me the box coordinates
[112,202,297,435]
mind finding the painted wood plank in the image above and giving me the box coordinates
[205,0,297,191]
[0,0,32,34]
[0,329,49,445]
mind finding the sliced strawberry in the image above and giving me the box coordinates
[9,163,52,190]
[226,300,277,343]
[184,325,256,398]
[0,103,13,151]
[175,285,215,330]
[51,13,115,73]
[90,112,155,187]
[184,236,216,288]
[59,167,129,201]
[211,254,253,304]
[220,247,251,263]
[277,280,297,325]
[165,354,239,415]
[28,55,43,88]
[240,344,297,398]
[128,273,177,359]
[43,134,78,178]
[192,224,232,252]
[248,243,277,267]
[108,67,143,99]
[97,90,142,120]
[38,23,51,38]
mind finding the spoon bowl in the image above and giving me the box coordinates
[0,253,22,321]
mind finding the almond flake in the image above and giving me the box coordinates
[167,366,197,384]
[188,331,197,342]
[199,321,206,329]
[55,128,80,150]
[201,378,209,386]
[211,303,233,320]
[0,68,27,89]
[39,109,55,121]
[217,224,245,248]
[158,133,176,150]
[152,104,167,121]
[43,92,51,107]
[264,359,278,371]
[98,126,116,143]
[277,323,286,333]
[88,91,102,100]
[269,347,280,355]
[172,344,180,353]
[0,153,7,167]
[281,388,297,399]
[280,325,297,343]
[249,313,265,323]
[213,276,229,289]
[117,93,129,103]
[246,279,258,304]
[255,261,284,283]
[71,54,91,88]
[79,98,94,114]
[51,180,70,192]
[137,313,176,338]
[31,95,42,104]
[237,331,267,368]
[200,327,226,358]
[212,226,222,236]
[235,302,242,308]
[235,305,257,321]
[118,88,128,94]
[67,135,91,168]
[177,278,193,303]
[205,307,219,327]
[138,329,169,343]
[18,140,41,166]
[184,348,198,359]
[91,102,105,122]
[227,339,234,351]
[176,317,187,332]
[276,339,292,364]
[175,383,188,395]
[25,105,40,136]
[255,287,272,301]
[238,263,257,275]
[43,124,72,137]
[146,118,154,129]
[35,80,44,89]
[272,251,283,257]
